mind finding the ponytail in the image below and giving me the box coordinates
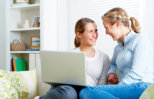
[74,36,80,48]
[130,17,141,33]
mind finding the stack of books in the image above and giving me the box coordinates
[26,49,40,51]
[11,57,27,71]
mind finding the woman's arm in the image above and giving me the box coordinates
[97,54,110,85]
[107,46,119,76]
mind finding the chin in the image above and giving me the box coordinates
[112,37,117,41]
[89,43,96,46]
[112,38,115,41]
[92,43,96,46]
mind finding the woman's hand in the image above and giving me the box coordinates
[108,73,118,84]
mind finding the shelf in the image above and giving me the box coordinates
[8,1,41,71]
[10,27,40,32]
[10,51,40,54]
[10,4,40,9]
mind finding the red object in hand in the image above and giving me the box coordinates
[108,73,118,84]
[108,78,118,84]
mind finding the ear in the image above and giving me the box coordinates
[76,32,81,38]
[116,21,121,27]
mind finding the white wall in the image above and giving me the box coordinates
[41,0,58,51]
[141,0,154,78]
[41,0,69,51]
[0,0,7,69]
[57,0,69,51]
[142,0,154,53]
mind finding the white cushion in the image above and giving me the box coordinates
[0,70,37,99]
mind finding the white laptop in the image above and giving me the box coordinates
[40,51,86,86]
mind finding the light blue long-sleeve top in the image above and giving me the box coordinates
[107,31,153,84]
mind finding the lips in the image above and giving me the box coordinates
[90,38,96,42]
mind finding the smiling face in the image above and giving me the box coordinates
[103,20,121,41]
[77,22,98,47]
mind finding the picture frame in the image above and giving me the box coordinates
[30,36,40,49]
[32,16,40,27]
[14,0,30,4]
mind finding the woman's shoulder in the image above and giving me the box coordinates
[131,33,149,47]
[126,31,144,48]
[130,31,143,42]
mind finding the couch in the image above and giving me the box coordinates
[0,69,154,99]
[0,69,51,99]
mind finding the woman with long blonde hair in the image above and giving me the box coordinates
[79,8,153,99]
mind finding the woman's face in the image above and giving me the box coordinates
[103,20,121,41]
[78,23,98,46]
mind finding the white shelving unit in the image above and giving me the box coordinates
[10,27,40,32]
[10,51,40,54]
[9,1,40,71]
[10,4,40,9]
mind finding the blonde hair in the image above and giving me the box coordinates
[74,18,95,47]
[102,7,141,33]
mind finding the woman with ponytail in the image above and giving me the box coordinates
[79,8,153,99]
[72,17,109,98]
[36,18,109,99]
[73,18,109,87]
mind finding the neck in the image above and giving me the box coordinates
[79,45,95,57]
[119,27,131,45]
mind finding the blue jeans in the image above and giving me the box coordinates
[40,85,84,99]
[79,82,151,99]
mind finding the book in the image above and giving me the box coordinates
[13,58,17,71]
[26,49,40,51]
[15,59,27,71]
[11,57,14,71]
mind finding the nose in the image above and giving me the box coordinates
[105,30,109,35]
[92,32,97,37]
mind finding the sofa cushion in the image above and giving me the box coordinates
[0,70,37,99]
[139,83,154,99]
